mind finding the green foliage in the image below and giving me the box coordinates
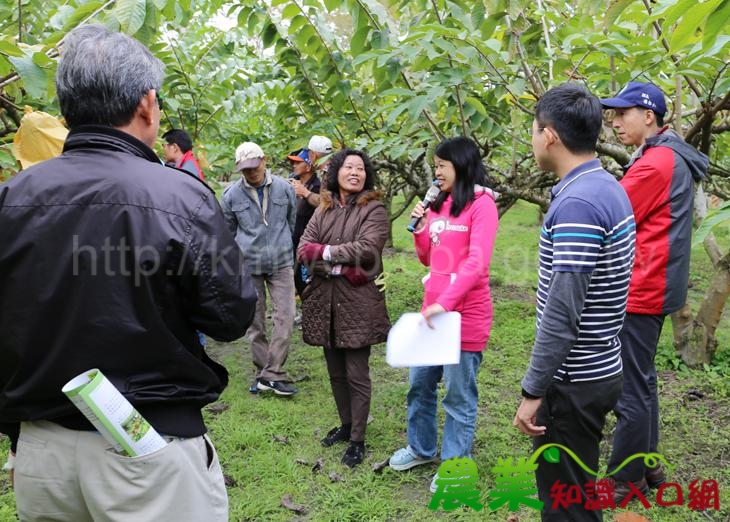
[693,200,730,245]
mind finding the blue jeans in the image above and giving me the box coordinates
[407,351,483,461]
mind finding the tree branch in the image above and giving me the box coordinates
[292,1,374,141]
[449,36,535,115]
[353,0,444,140]
[641,0,702,98]
[430,0,468,136]
[506,16,545,96]
[596,140,630,166]
[685,89,730,144]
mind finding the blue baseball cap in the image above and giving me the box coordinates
[600,81,667,117]
[287,148,312,166]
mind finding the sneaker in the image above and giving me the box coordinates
[248,380,258,394]
[321,425,351,447]
[610,477,650,505]
[342,441,365,468]
[645,464,666,489]
[430,473,439,493]
[389,446,437,471]
[257,379,298,396]
[430,470,475,493]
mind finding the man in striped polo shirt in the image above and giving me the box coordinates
[514,83,636,522]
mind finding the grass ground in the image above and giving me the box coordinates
[0,201,728,521]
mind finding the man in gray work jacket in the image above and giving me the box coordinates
[221,142,298,396]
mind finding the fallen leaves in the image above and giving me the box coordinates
[272,435,289,445]
[311,458,324,473]
[372,457,390,474]
[281,494,307,515]
[614,513,651,522]
[205,402,229,416]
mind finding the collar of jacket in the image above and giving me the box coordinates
[240,169,272,189]
[320,189,382,210]
[63,125,161,164]
[239,169,273,225]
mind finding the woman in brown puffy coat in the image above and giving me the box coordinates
[297,148,390,468]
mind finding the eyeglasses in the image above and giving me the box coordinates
[156,92,163,111]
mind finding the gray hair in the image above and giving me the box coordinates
[56,25,165,128]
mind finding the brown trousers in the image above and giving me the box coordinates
[323,346,372,442]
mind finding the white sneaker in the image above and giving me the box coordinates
[389,446,437,471]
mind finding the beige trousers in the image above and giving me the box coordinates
[249,266,295,381]
[14,420,228,522]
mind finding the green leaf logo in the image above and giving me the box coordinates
[545,447,560,464]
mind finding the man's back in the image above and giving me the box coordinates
[0,127,256,436]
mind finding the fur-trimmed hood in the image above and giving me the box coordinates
[320,189,383,210]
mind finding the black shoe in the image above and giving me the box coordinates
[342,441,365,468]
[610,477,650,505]
[646,464,666,489]
[321,425,352,447]
[256,379,298,396]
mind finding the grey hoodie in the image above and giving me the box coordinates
[221,170,296,275]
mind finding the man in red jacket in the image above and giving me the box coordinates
[162,128,205,180]
[601,82,708,500]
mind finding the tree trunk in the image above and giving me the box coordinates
[383,190,394,249]
[674,250,730,367]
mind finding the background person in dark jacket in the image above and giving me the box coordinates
[297,149,390,468]
[601,82,709,500]
[0,25,256,522]
[288,147,322,296]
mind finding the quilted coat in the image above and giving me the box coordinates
[297,190,390,349]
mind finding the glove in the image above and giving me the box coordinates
[299,243,327,263]
[341,266,369,287]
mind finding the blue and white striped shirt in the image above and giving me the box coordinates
[537,159,636,383]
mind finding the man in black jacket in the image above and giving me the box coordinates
[0,25,256,521]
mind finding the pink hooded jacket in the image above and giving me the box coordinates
[414,187,499,351]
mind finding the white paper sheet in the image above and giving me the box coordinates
[386,312,461,367]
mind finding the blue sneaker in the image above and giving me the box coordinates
[249,380,258,394]
[389,446,436,471]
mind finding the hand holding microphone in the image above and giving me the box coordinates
[407,181,441,233]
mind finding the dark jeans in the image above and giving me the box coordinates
[323,346,371,442]
[534,375,623,522]
[609,313,665,482]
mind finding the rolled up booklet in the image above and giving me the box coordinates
[62,369,167,457]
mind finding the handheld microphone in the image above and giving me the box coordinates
[407,181,441,233]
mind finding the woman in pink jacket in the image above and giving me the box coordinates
[389,136,499,492]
